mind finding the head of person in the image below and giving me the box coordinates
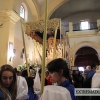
[0,64,17,100]
[91,63,98,71]
[26,77,34,89]
[75,69,81,75]
[86,66,91,70]
[29,69,35,77]
[69,69,73,74]
[96,65,100,73]
[21,70,28,78]
[45,71,49,77]
[47,58,71,85]
[70,70,73,74]
[14,68,21,76]
[38,68,42,78]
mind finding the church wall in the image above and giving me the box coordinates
[0,0,2,10]
[13,0,34,67]
[69,35,100,48]
[62,12,100,64]
[68,32,100,64]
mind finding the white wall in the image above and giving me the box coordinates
[68,30,100,59]
[13,0,34,67]
[62,11,100,59]
[0,0,2,10]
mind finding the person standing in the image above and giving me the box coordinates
[83,63,98,100]
[84,63,98,88]
[91,65,100,100]
[47,58,77,100]
[26,77,38,100]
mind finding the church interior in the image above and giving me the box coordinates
[0,0,100,71]
[1,0,100,100]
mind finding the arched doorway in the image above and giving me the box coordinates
[75,47,99,67]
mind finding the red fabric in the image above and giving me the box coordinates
[46,76,52,85]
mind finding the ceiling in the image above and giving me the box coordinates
[37,0,44,4]
[35,0,54,16]
[37,0,53,5]
[49,0,100,19]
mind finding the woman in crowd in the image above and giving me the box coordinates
[47,58,77,100]
[0,64,17,100]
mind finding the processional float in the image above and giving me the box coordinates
[25,19,70,64]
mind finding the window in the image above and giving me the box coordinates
[20,5,25,19]
[80,20,90,30]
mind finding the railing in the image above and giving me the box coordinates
[63,24,69,32]
[73,22,97,31]
[65,22,98,32]
[89,22,97,30]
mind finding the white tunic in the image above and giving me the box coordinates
[40,85,72,100]
[16,76,28,100]
[92,72,100,88]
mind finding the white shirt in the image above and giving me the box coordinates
[16,76,28,100]
[92,72,100,88]
[40,85,72,100]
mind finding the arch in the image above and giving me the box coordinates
[41,0,69,19]
[75,47,99,67]
[70,41,100,67]
[70,41,100,59]
[25,0,39,21]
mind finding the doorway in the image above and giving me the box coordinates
[74,47,99,67]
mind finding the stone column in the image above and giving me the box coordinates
[0,10,20,66]
[97,19,100,27]
[69,22,73,32]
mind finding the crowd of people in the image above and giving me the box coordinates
[0,58,99,100]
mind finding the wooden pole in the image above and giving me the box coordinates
[20,19,30,77]
[41,0,48,94]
